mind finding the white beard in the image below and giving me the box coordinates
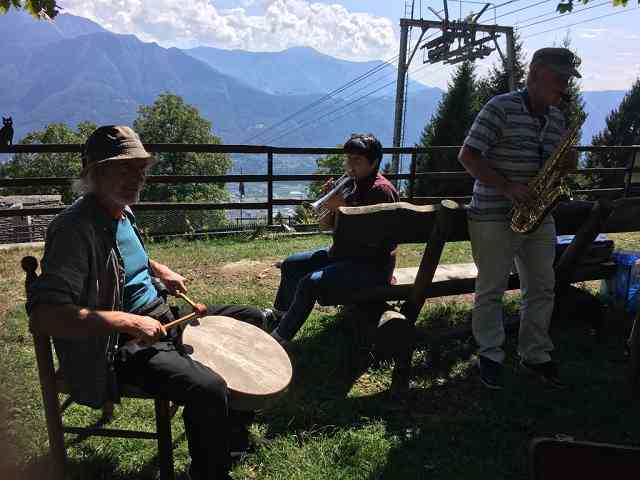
[107,188,141,207]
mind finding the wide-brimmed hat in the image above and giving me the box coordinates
[80,125,153,177]
[531,47,582,78]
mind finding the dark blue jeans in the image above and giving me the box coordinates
[273,248,390,340]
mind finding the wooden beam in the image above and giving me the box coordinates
[334,202,439,245]
[403,200,464,320]
[390,200,464,394]
[603,197,640,233]
[555,200,614,295]
[334,201,469,245]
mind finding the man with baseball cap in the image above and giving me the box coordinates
[27,125,264,479]
[458,48,581,390]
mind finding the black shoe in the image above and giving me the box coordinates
[478,356,504,390]
[520,360,566,389]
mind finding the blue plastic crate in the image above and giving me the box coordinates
[603,250,640,313]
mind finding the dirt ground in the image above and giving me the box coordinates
[189,258,283,289]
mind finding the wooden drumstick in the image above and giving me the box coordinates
[133,292,206,345]
[131,311,201,347]
[175,291,198,309]
[164,311,201,330]
[175,291,207,315]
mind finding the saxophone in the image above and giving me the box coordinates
[509,112,587,234]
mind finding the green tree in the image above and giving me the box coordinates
[548,37,589,191]
[0,0,58,18]
[415,61,478,197]
[133,92,232,231]
[0,121,96,203]
[555,37,587,144]
[476,32,526,108]
[557,0,636,13]
[308,151,344,199]
[584,78,640,190]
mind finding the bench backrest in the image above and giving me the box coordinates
[334,198,640,247]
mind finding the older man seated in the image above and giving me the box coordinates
[27,125,265,480]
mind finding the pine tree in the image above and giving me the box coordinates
[584,78,640,190]
[556,37,587,141]
[476,32,527,108]
[415,61,478,197]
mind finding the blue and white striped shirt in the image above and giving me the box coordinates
[463,89,565,221]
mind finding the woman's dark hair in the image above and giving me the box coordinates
[343,133,383,168]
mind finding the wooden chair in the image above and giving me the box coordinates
[21,256,175,480]
[529,436,640,479]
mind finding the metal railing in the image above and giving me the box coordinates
[1,144,639,226]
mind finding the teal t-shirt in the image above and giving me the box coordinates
[115,216,158,312]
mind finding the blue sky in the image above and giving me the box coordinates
[59,0,639,92]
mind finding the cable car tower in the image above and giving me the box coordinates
[391,1,516,177]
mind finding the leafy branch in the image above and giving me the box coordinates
[556,0,636,14]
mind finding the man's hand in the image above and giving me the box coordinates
[502,181,537,206]
[159,269,188,294]
[323,192,347,212]
[125,315,167,344]
[319,177,336,195]
[150,260,188,294]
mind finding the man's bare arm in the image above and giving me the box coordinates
[149,259,188,294]
[30,304,166,342]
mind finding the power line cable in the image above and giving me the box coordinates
[245,0,559,146]
[258,62,404,145]
[494,0,553,21]
[247,29,442,145]
[309,63,448,141]
[259,43,442,145]
[242,54,400,144]
[264,62,446,145]
[494,0,525,7]
[517,0,610,29]
[280,1,637,147]
[521,6,639,39]
[262,79,399,145]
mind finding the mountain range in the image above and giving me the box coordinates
[185,45,431,98]
[0,10,628,168]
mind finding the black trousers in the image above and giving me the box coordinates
[115,303,264,480]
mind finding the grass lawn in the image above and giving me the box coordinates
[1,231,640,479]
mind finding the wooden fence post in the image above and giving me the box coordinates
[391,200,462,394]
[408,152,417,200]
[267,151,274,225]
[624,146,639,197]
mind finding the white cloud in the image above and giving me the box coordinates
[58,0,397,60]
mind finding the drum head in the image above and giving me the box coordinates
[181,315,292,411]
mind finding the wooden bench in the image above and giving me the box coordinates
[327,197,640,392]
